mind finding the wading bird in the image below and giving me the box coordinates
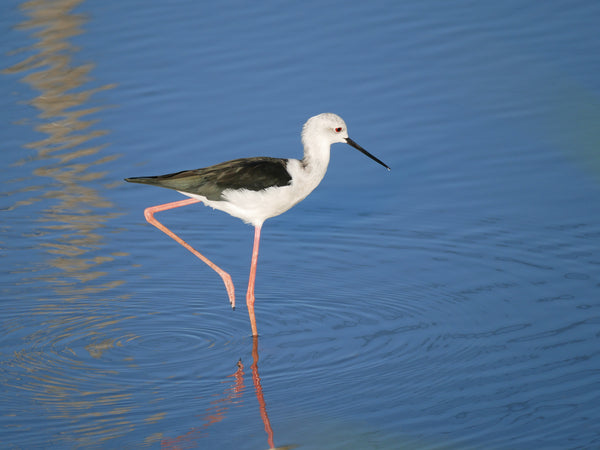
[125,113,389,336]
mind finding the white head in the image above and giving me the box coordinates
[301,113,390,170]
[302,113,350,146]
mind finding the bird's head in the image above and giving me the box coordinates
[302,113,390,170]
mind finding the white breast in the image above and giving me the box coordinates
[181,158,329,228]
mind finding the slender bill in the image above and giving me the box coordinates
[345,137,390,171]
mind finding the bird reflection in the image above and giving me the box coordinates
[250,336,276,449]
[161,337,296,450]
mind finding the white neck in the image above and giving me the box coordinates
[301,130,331,176]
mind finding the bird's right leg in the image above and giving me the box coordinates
[143,198,236,309]
[246,225,262,337]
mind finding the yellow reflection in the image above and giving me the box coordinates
[3,0,133,445]
[4,0,122,301]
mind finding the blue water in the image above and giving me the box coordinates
[2,1,600,448]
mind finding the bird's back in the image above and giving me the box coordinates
[125,157,292,201]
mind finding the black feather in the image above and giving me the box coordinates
[125,157,292,201]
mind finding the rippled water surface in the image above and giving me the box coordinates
[2,1,600,449]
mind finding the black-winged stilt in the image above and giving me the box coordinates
[125,113,389,336]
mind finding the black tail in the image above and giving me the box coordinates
[124,174,204,196]
[124,176,161,186]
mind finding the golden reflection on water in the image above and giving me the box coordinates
[4,0,123,288]
[4,0,124,311]
[3,0,135,445]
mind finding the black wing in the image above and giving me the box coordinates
[125,157,292,201]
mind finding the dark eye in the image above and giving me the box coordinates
[334,127,342,133]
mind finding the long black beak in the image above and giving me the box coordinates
[345,137,390,171]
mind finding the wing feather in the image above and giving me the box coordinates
[125,157,292,201]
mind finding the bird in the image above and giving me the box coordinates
[125,113,389,336]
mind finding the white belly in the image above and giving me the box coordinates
[179,159,327,227]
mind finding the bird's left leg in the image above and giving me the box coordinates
[143,198,236,308]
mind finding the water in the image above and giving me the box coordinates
[2,1,600,448]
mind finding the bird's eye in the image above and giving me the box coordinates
[334,127,342,133]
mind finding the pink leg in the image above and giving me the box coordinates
[251,336,275,448]
[246,225,262,336]
[144,198,236,308]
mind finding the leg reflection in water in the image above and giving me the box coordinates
[161,337,296,450]
[244,337,296,450]
[251,336,275,449]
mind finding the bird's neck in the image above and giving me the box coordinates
[301,136,331,176]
